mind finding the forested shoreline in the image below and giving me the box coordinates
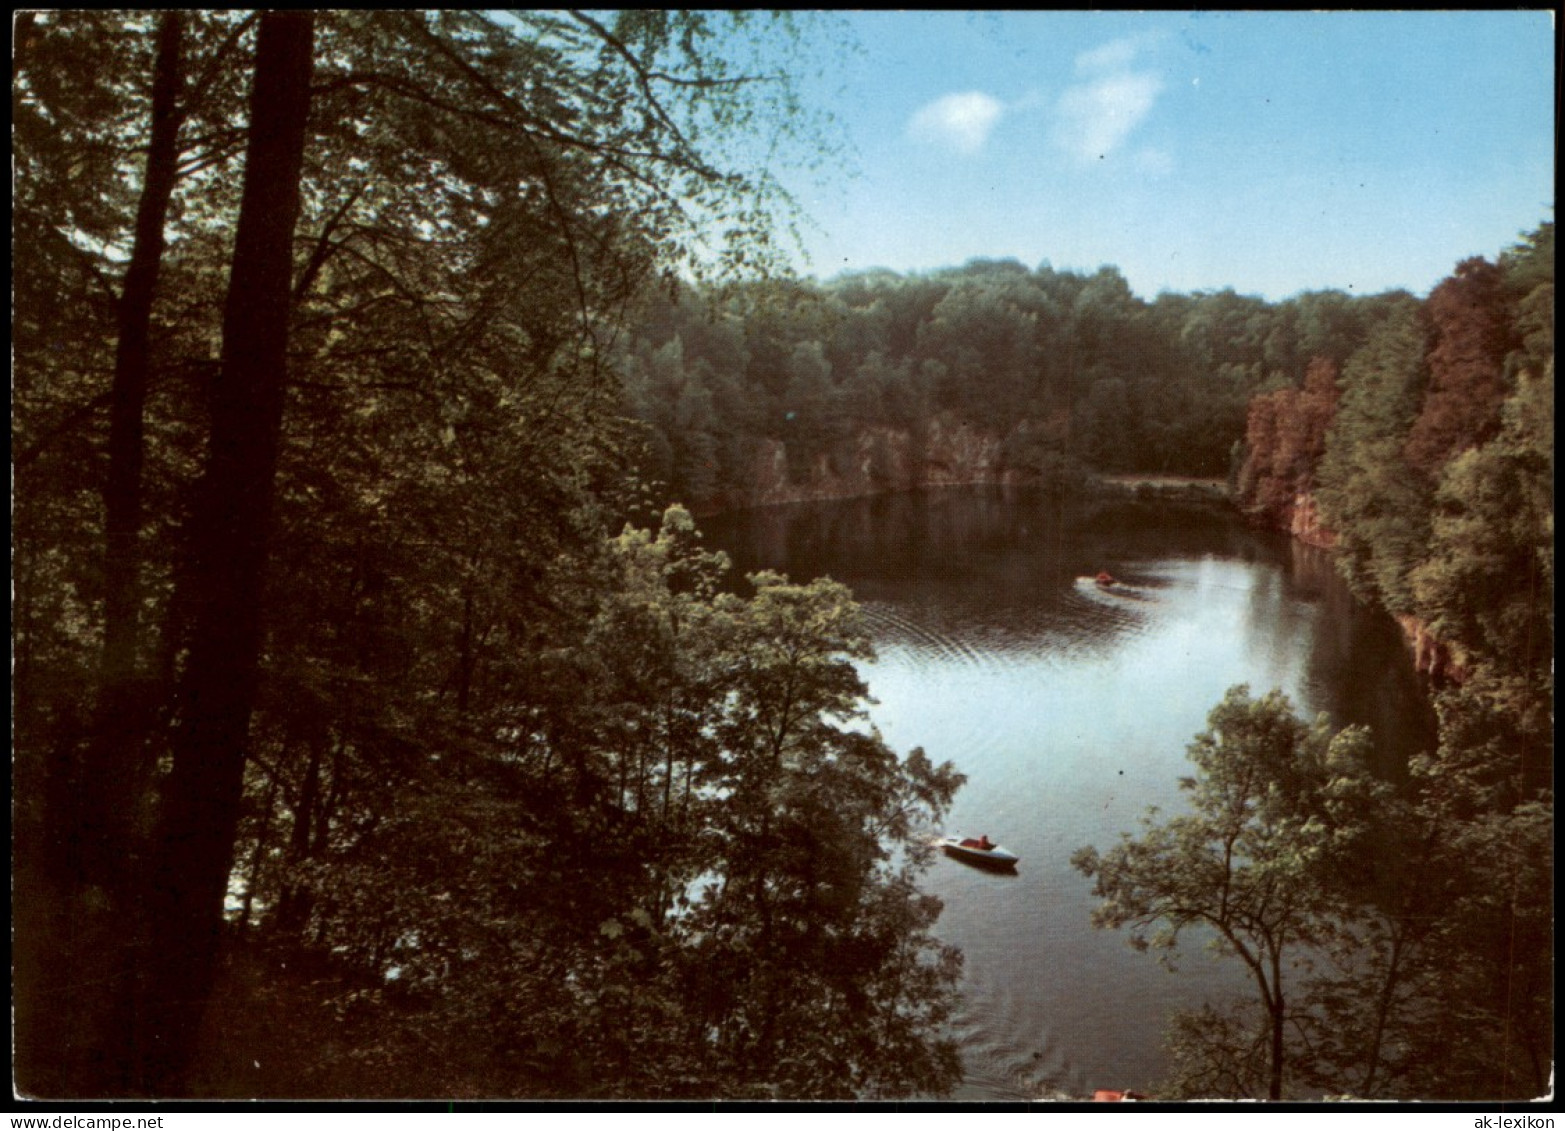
[12,9,1551,1103]
[617,260,1399,509]
[622,223,1552,1099]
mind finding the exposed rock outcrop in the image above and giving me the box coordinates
[920,415,1012,488]
[1396,614,1468,685]
[741,414,1042,510]
[1259,493,1462,686]
[1287,491,1337,549]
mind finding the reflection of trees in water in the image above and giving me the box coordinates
[1225,537,1436,779]
[1287,542,1437,774]
[723,489,1153,659]
[715,487,1435,777]
[709,485,1452,1099]
[724,487,1182,597]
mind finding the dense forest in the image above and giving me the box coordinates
[14,11,964,1099]
[616,260,1407,507]
[12,8,1552,1103]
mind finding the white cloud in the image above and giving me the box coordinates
[907,91,1005,155]
[1050,34,1168,165]
[1053,70,1163,162]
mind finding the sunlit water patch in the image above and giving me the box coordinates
[704,486,1434,1100]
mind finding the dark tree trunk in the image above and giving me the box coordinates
[81,9,186,896]
[239,774,279,934]
[1268,951,1285,1101]
[274,735,323,936]
[137,12,315,1095]
[42,15,188,1097]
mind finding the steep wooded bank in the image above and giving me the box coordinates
[1228,225,1552,1099]
[14,11,967,1100]
[1234,229,1553,694]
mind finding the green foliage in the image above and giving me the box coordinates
[1296,791,1552,1101]
[1498,219,1554,382]
[235,508,967,1099]
[1411,423,1552,679]
[1160,1001,1274,1100]
[1073,686,1385,1100]
[677,567,966,1097]
[1314,298,1432,611]
[618,267,1398,508]
[15,10,967,1101]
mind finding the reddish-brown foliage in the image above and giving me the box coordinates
[1238,357,1340,525]
[1403,257,1510,476]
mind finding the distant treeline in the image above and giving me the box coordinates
[619,258,1413,505]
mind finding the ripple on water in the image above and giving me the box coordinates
[858,602,990,673]
[1054,585,1152,660]
[948,979,1088,1101]
[860,594,1152,678]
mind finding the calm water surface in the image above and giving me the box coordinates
[703,486,1435,1101]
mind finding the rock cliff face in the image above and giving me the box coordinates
[741,415,1036,509]
[1274,493,1462,685]
[1396,615,1468,685]
[1287,492,1338,549]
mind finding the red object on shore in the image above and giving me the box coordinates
[1092,1089,1148,1102]
[1095,571,1117,586]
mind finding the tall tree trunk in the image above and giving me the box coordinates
[274,734,324,936]
[239,774,280,934]
[138,12,315,1095]
[1268,950,1285,1101]
[48,15,188,1097]
[80,9,186,896]
[457,583,477,713]
[1358,922,1408,1097]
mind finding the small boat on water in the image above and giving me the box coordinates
[1094,571,1118,588]
[936,835,1020,869]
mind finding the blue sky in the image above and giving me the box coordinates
[778,11,1554,301]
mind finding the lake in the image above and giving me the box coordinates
[702,485,1436,1100]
